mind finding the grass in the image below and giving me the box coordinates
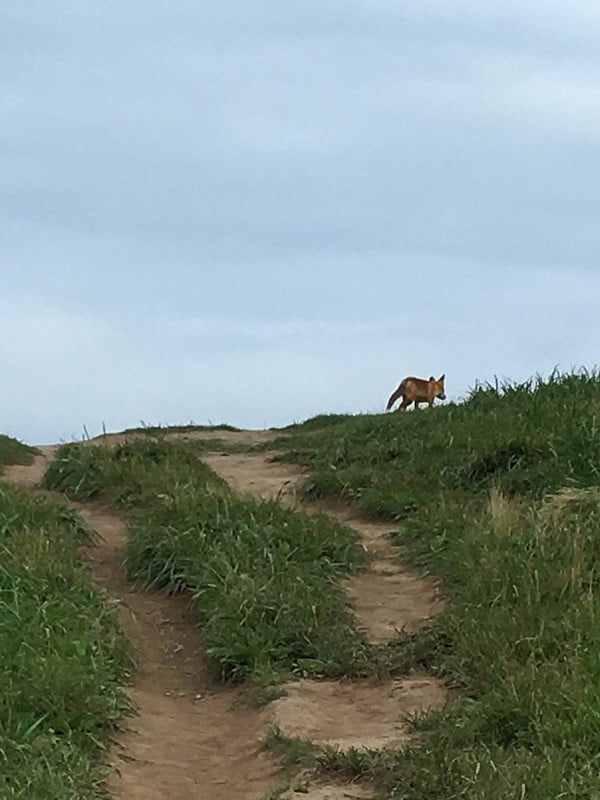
[43,438,373,685]
[264,369,600,798]
[121,422,241,435]
[0,434,36,470]
[35,369,600,797]
[272,369,600,520]
[0,449,131,798]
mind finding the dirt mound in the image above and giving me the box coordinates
[201,450,306,505]
[267,675,446,751]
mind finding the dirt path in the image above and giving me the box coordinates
[4,429,447,800]
[2,449,283,800]
[184,430,448,798]
[195,438,443,643]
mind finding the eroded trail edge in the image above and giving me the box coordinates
[3,448,282,800]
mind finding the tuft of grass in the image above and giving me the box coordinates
[0,483,132,798]
[283,414,354,432]
[43,439,224,505]
[0,434,36,470]
[264,727,319,768]
[44,439,373,684]
[122,422,241,435]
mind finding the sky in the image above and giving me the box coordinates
[2,1,599,444]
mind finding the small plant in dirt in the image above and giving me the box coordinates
[44,439,373,684]
[0,480,132,798]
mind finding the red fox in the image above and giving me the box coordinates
[386,375,446,411]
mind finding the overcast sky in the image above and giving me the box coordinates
[2,2,599,444]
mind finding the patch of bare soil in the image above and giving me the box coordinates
[267,676,446,751]
[199,450,305,506]
[324,500,444,642]
[2,449,283,800]
[166,428,279,447]
[280,784,376,800]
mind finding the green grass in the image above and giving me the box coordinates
[43,439,373,685]
[271,369,600,518]
[0,482,131,798]
[0,434,36,470]
[182,437,257,454]
[264,370,600,798]
[43,437,222,505]
[122,422,241,435]
[38,370,600,797]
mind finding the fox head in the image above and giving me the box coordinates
[429,374,446,401]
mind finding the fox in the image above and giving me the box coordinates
[386,374,446,411]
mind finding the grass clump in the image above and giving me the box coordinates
[122,422,240,435]
[44,439,371,684]
[0,434,36,470]
[0,484,131,798]
[43,438,222,505]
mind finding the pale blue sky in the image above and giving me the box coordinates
[2,2,599,443]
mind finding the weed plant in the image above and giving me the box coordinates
[0,435,35,470]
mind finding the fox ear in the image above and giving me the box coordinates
[439,374,445,381]
[429,375,435,381]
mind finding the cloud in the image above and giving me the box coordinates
[1,259,597,443]
[1,3,599,441]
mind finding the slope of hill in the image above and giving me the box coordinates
[5,369,600,798]
[265,370,600,798]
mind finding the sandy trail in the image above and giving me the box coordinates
[183,430,447,798]
[2,448,282,800]
[193,436,443,643]
[3,428,447,800]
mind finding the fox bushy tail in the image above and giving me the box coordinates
[386,381,405,411]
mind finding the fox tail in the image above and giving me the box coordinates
[386,382,405,411]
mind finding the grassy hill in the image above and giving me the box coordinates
[265,370,600,798]
[6,368,600,798]
[276,370,600,518]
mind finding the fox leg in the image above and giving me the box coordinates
[401,396,413,409]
